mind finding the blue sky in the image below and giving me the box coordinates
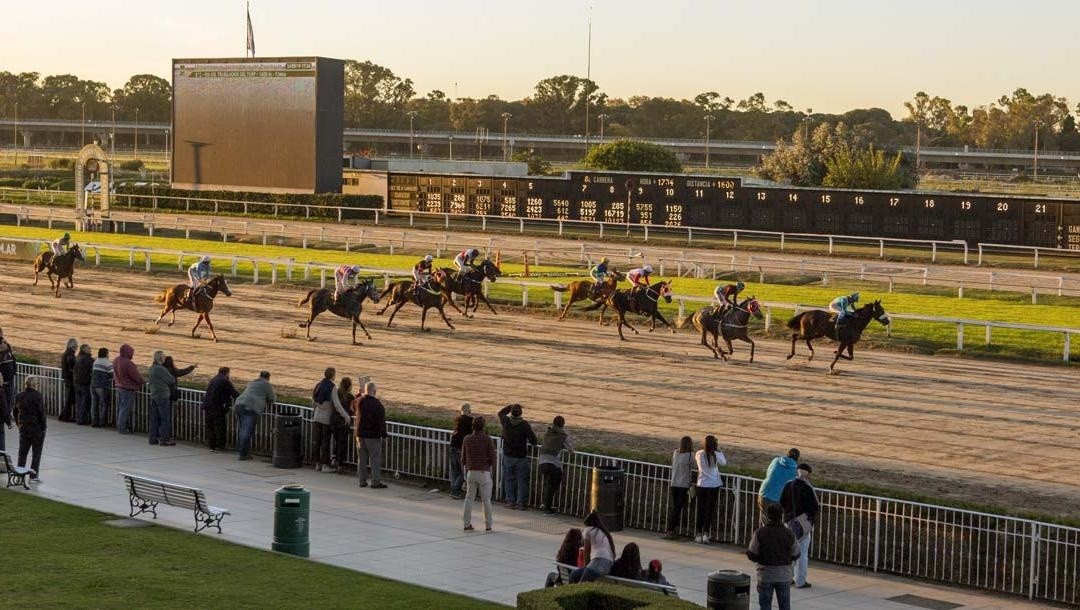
[2,0,1077,116]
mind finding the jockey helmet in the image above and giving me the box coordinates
[736,281,745,291]
[468,248,479,257]
[423,254,433,263]
[199,255,211,264]
[642,264,653,274]
[600,256,609,264]
[62,232,70,240]
[850,292,860,303]
[350,265,361,273]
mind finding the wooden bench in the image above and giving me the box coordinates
[553,561,680,598]
[120,472,231,533]
[1,451,34,489]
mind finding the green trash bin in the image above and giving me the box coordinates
[272,484,310,557]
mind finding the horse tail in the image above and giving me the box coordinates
[298,290,316,308]
[677,313,694,330]
[550,284,568,292]
[154,290,168,303]
[379,283,396,300]
[786,312,805,331]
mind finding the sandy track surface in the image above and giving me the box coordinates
[3,261,1078,519]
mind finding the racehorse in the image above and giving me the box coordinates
[786,300,890,371]
[32,244,85,297]
[154,275,233,342]
[297,278,382,345]
[551,271,624,325]
[440,259,502,317]
[376,272,456,331]
[687,297,764,361]
[607,281,674,341]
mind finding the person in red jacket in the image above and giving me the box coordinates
[112,344,145,434]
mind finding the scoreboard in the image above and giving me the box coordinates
[386,170,1080,250]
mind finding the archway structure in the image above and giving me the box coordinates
[75,142,111,229]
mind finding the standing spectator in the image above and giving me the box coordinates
[112,344,144,435]
[448,403,474,499]
[0,328,15,413]
[147,351,176,446]
[234,371,275,461]
[331,377,355,472]
[311,368,337,472]
[14,377,47,482]
[538,415,574,515]
[545,527,584,587]
[609,542,644,580]
[569,511,616,583]
[461,416,496,532]
[694,435,727,544]
[759,448,800,525]
[664,436,694,539]
[90,348,114,428]
[163,356,197,407]
[747,503,800,610]
[59,338,77,422]
[72,344,94,425]
[0,378,10,454]
[498,403,537,510]
[201,367,238,453]
[780,463,820,590]
[354,381,387,487]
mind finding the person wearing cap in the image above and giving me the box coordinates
[747,502,800,610]
[50,232,71,257]
[759,448,800,525]
[498,403,537,510]
[589,257,610,298]
[233,371,275,461]
[713,281,745,315]
[14,376,47,482]
[828,292,860,333]
[538,415,574,515]
[333,264,361,302]
[187,255,213,299]
[412,254,435,295]
[780,463,820,589]
[449,403,474,499]
[626,265,653,296]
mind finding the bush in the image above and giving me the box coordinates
[583,140,682,173]
[113,184,383,220]
[120,159,145,171]
[0,178,24,188]
[517,583,698,610]
[49,179,76,191]
[47,158,74,170]
[823,146,916,190]
[21,179,52,189]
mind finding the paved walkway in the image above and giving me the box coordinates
[6,421,1040,609]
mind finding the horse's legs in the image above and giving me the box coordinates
[787,334,799,360]
[437,305,456,330]
[616,311,627,341]
[558,295,575,321]
[806,338,815,362]
[204,313,220,343]
[841,343,855,361]
[303,311,318,341]
[354,314,373,340]
[653,311,675,334]
[829,343,846,371]
[191,313,204,336]
[700,326,717,358]
[478,292,498,316]
[386,301,406,327]
[66,273,74,288]
[742,335,756,363]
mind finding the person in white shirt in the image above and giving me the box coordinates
[694,434,727,544]
[569,511,616,583]
[664,436,694,539]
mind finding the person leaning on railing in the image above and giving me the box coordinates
[234,371,275,461]
[201,367,238,453]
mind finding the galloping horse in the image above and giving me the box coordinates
[32,244,85,297]
[687,297,764,362]
[297,278,382,345]
[439,259,502,317]
[607,281,674,341]
[154,275,233,342]
[376,272,456,331]
[786,300,890,371]
[551,271,624,325]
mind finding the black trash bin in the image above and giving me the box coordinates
[272,415,303,468]
[707,570,751,610]
[589,463,625,532]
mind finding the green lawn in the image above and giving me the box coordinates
[0,490,500,609]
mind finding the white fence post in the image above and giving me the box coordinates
[873,498,882,572]
[1029,522,1040,600]
[1064,333,1072,363]
[956,323,964,351]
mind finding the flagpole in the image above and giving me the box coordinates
[584,4,592,155]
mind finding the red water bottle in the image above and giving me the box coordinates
[577,546,586,567]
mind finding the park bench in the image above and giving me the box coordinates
[552,562,680,598]
[120,472,231,533]
[0,451,34,489]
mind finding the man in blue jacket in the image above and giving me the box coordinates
[758,448,800,525]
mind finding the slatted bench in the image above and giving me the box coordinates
[1,451,34,489]
[120,472,231,533]
[553,561,680,598]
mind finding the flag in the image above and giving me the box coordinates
[245,2,255,57]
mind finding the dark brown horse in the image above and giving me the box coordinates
[376,272,455,331]
[551,271,624,325]
[786,300,890,371]
[154,275,233,342]
[297,278,382,345]
[439,259,501,317]
[607,280,674,341]
[32,245,85,297]
[686,297,764,361]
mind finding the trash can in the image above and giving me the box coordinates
[272,484,310,557]
[589,463,625,532]
[272,415,303,469]
[707,570,751,610]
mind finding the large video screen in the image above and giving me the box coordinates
[171,57,343,194]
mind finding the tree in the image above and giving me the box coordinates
[823,146,915,189]
[583,139,681,173]
[0,71,45,117]
[112,74,171,121]
[525,75,604,134]
[343,60,415,127]
[511,149,552,175]
[39,74,111,120]
[757,122,859,186]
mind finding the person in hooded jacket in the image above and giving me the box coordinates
[498,403,537,510]
[201,367,238,452]
[72,344,94,425]
[59,338,77,422]
[90,348,114,428]
[758,448,800,526]
[538,415,574,515]
[112,344,144,434]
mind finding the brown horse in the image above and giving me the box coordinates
[607,281,674,341]
[439,259,501,317]
[551,271,624,325]
[297,278,382,345]
[154,275,233,342]
[32,245,85,297]
[376,272,455,331]
[686,297,764,361]
[786,300,890,371]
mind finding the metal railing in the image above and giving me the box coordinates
[15,361,1079,605]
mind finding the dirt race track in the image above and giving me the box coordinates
[3,260,1078,519]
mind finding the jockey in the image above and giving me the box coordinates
[188,255,212,297]
[412,254,435,291]
[589,257,610,298]
[333,264,361,302]
[453,248,481,276]
[626,264,653,295]
[713,281,745,315]
[828,292,860,330]
[50,233,71,257]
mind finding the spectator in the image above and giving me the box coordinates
[311,367,337,473]
[644,559,671,587]
[498,403,537,510]
[461,416,496,532]
[354,381,387,488]
[538,415,574,515]
[780,463,820,590]
[747,503,800,610]
[201,367,238,453]
[0,379,10,453]
[331,377,355,473]
[90,348,114,428]
[147,351,176,446]
[59,338,77,422]
[0,328,14,413]
[569,511,616,583]
[72,344,94,425]
[14,376,47,482]
[545,527,584,587]
[448,403,474,499]
[609,542,644,580]
[163,356,197,407]
[664,435,694,539]
[759,448,800,525]
[694,435,727,544]
[112,344,144,435]
[234,371,275,461]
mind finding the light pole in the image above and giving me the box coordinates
[597,113,608,142]
[448,134,454,160]
[1033,119,1043,179]
[501,112,512,161]
[12,101,17,167]
[110,106,116,158]
[165,128,170,169]
[81,102,86,146]
[704,114,714,168]
[914,119,923,173]
[407,111,418,159]
[134,107,140,161]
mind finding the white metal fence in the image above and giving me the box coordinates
[15,362,1079,605]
